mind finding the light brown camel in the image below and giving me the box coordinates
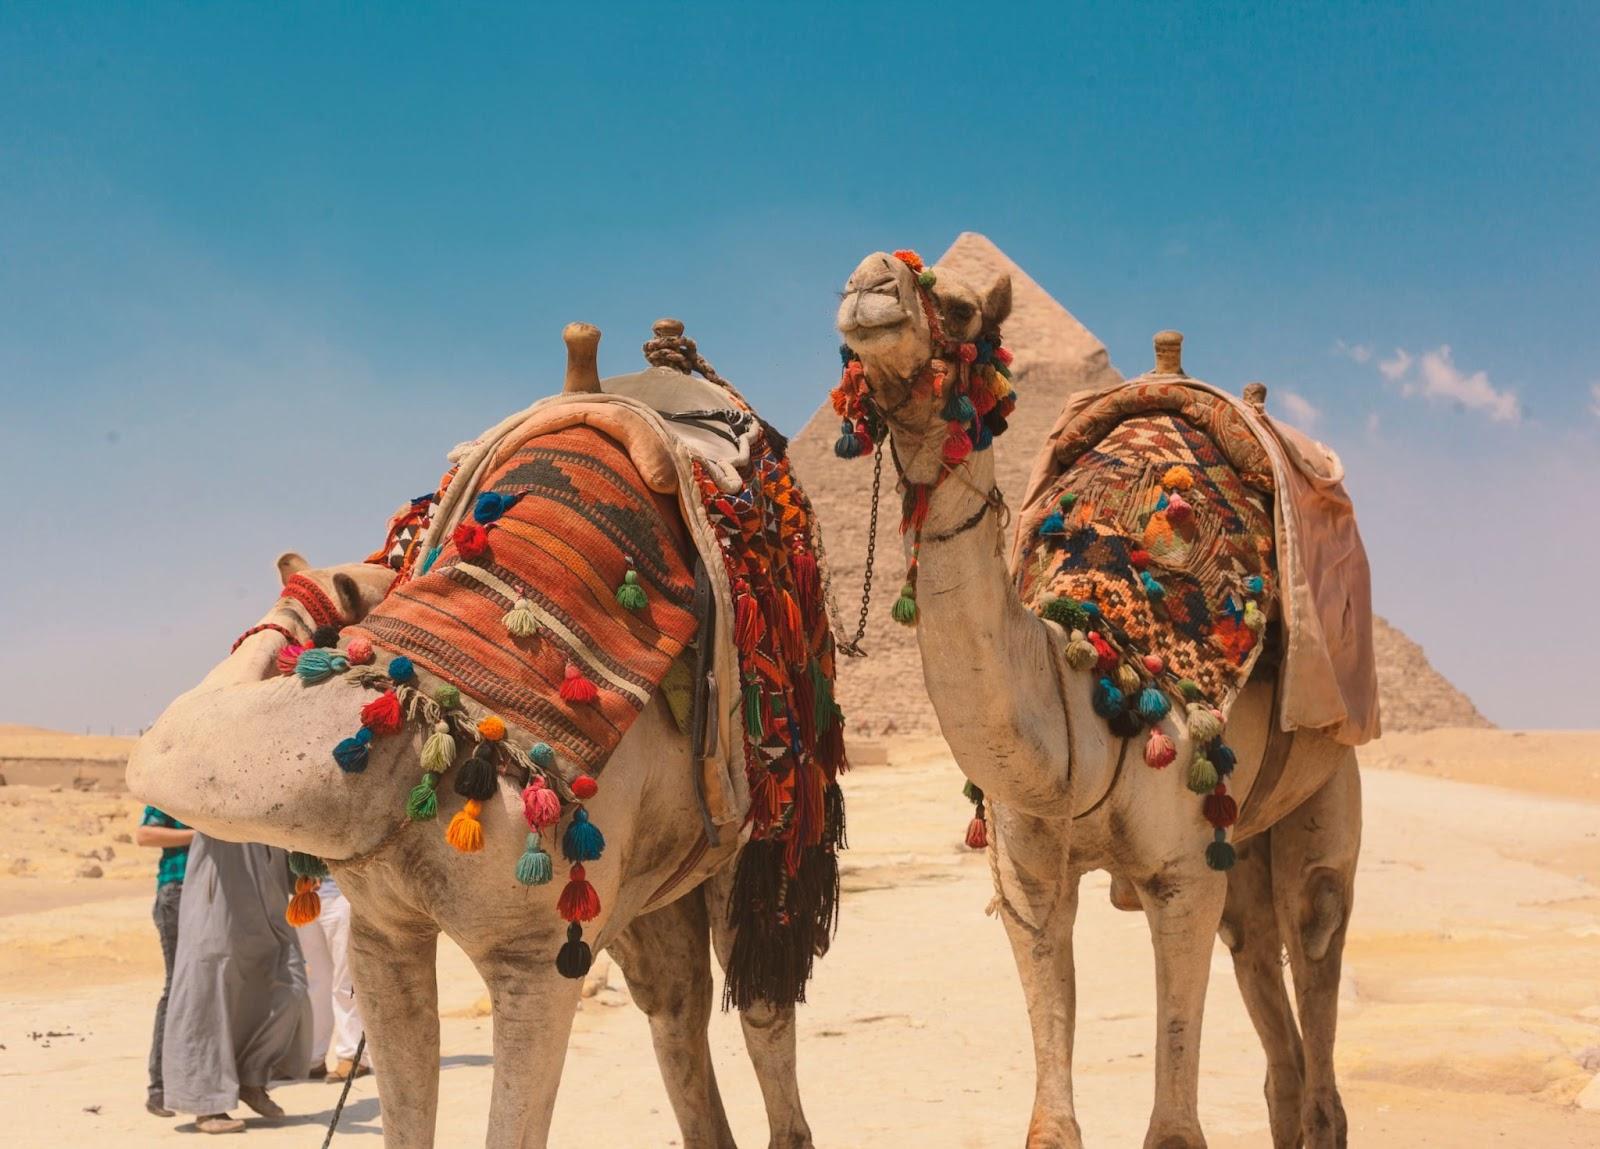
[833,250,1362,1149]
[128,333,818,1149]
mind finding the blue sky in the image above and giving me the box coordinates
[2,3,1596,732]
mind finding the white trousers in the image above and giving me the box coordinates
[295,883,368,1064]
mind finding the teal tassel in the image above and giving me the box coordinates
[529,741,556,769]
[406,772,441,820]
[515,833,554,885]
[1039,510,1065,535]
[1210,741,1237,775]
[332,727,372,773]
[295,648,350,684]
[420,545,442,575]
[562,808,605,862]
[834,420,862,459]
[1140,571,1166,600]
[1137,686,1171,723]
[1092,677,1124,718]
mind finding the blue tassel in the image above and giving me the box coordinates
[562,808,606,862]
[420,545,442,575]
[529,741,556,769]
[295,648,349,684]
[839,343,855,365]
[942,392,976,422]
[474,491,519,524]
[1092,677,1124,718]
[515,834,554,886]
[834,420,862,459]
[1137,686,1170,722]
[1245,575,1264,595]
[1140,571,1166,600]
[387,656,415,683]
[975,339,995,363]
[1210,741,1237,775]
[332,727,373,773]
[972,420,994,450]
[1040,510,1065,535]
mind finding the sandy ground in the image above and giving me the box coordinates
[4,730,1600,1146]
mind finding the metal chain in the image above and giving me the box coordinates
[834,442,885,658]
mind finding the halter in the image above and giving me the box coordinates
[228,573,352,653]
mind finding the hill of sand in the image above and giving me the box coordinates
[792,233,1489,736]
[4,730,1599,1145]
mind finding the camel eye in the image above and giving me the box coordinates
[947,300,975,324]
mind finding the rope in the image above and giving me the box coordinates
[319,1032,366,1148]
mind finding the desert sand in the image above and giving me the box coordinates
[4,730,1600,1147]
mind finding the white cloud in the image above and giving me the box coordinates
[1365,411,1382,440]
[1589,382,1600,420]
[1368,345,1520,423]
[1335,340,1373,364]
[1378,348,1412,382]
[1280,390,1321,430]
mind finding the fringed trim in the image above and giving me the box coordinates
[722,838,841,1012]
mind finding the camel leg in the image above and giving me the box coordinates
[989,806,1083,1149]
[467,933,584,1149]
[1218,835,1305,1148]
[608,892,737,1149]
[706,862,816,1149]
[345,910,442,1149]
[1137,860,1228,1149]
[1271,756,1360,1149]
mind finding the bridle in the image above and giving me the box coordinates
[229,573,351,653]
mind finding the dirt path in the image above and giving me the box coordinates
[5,746,1600,1146]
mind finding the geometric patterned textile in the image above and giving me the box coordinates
[1016,411,1278,712]
[350,425,699,773]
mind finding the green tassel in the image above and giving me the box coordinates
[1176,679,1203,702]
[615,569,648,611]
[1187,754,1218,795]
[743,678,764,739]
[891,583,919,626]
[1186,703,1224,744]
[434,684,461,710]
[809,659,835,733]
[406,773,441,820]
[1041,596,1088,631]
[1206,837,1237,871]
[421,721,456,773]
[515,833,554,886]
[288,851,330,879]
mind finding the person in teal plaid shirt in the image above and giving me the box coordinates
[136,806,193,1118]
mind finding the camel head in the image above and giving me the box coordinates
[835,249,1013,484]
[126,553,400,856]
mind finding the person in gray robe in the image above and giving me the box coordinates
[161,834,312,1132]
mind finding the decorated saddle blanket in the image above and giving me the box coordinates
[1018,378,1378,746]
[335,378,846,1009]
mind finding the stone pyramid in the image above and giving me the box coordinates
[789,233,1490,737]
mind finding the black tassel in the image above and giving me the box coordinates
[824,782,847,851]
[453,749,499,801]
[721,839,841,1012]
[555,921,592,979]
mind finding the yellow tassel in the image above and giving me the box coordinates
[502,597,539,638]
[285,875,321,926]
[992,373,1013,400]
[446,799,485,853]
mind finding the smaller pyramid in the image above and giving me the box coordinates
[1372,616,1492,730]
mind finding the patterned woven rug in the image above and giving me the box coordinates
[352,426,700,770]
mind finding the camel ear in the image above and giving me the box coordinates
[332,573,363,623]
[277,552,309,585]
[982,274,1013,330]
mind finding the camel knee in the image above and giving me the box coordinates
[738,999,790,1034]
[1299,869,1347,963]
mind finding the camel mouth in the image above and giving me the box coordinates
[837,287,917,356]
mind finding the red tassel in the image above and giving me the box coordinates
[791,548,819,618]
[453,520,489,559]
[559,662,599,704]
[1203,792,1238,829]
[941,424,973,464]
[778,590,805,665]
[901,485,930,534]
[276,644,306,677]
[965,815,988,850]
[734,586,763,655]
[558,864,601,922]
[1088,632,1118,674]
[360,690,403,735]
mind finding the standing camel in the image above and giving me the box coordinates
[831,250,1363,1149]
[128,325,824,1149]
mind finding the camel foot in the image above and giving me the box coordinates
[1301,1088,1347,1148]
[1025,1112,1085,1149]
[1145,1127,1207,1149]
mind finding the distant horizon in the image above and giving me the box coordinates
[3,5,1597,731]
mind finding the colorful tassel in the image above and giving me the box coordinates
[1089,631,1118,673]
[1187,754,1219,795]
[556,921,593,979]
[529,741,556,770]
[1177,678,1203,701]
[1162,465,1194,491]
[477,715,506,742]
[562,808,605,862]
[834,419,863,459]
[1203,791,1238,828]
[288,851,329,879]
[1109,708,1144,738]
[891,583,918,626]
[406,772,441,820]
[1144,729,1177,769]
[1186,703,1223,744]
[1137,686,1171,723]
[285,875,322,926]
[1165,492,1193,524]
[332,728,373,773]
[1116,663,1142,694]
[295,648,349,684]
[1210,741,1237,775]
[360,690,403,735]
[515,833,554,886]
[1039,510,1065,535]
[521,777,561,830]
[1140,571,1166,600]
[1243,602,1266,632]
[345,637,374,665]
[571,774,598,800]
[453,751,499,801]
[276,644,307,676]
[446,799,485,853]
[387,656,415,683]
[1065,632,1098,671]
[452,520,489,559]
[1143,653,1165,674]
[434,684,461,710]
[1092,677,1124,718]
[421,721,456,773]
[1206,833,1237,872]
[744,677,765,739]
[941,425,972,465]
[502,596,540,637]
[615,566,648,612]
[559,662,599,704]
[1041,597,1089,630]
[473,490,518,524]
[558,864,601,922]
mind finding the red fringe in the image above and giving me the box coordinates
[557,865,601,922]
[1203,793,1238,829]
[901,485,930,535]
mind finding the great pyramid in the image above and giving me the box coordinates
[790,233,1490,736]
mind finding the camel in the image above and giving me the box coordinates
[127,330,821,1149]
[832,250,1362,1149]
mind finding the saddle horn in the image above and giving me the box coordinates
[563,323,602,394]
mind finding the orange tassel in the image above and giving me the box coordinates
[447,799,485,852]
[285,875,322,926]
